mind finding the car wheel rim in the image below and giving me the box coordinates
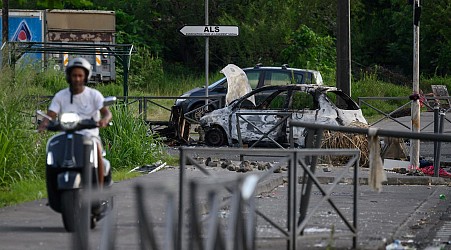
[207,129,223,146]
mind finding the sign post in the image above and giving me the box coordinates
[205,0,209,106]
[179,23,239,105]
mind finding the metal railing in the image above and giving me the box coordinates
[290,120,451,177]
[179,147,360,250]
[187,176,258,250]
[358,96,451,131]
[7,42,136,97]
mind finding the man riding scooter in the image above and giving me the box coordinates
[38,57,113,186]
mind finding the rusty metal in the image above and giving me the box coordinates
[45,9,115,32]
[47,32,114,43]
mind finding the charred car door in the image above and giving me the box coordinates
[231,89,290,145]
[289,89,320,146]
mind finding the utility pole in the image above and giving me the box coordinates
[1,0,9,68]
[410,0,421,169]
[336,0,351,100]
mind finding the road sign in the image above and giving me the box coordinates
[179,25,239,37]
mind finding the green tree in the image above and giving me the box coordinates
[282,24,336,73]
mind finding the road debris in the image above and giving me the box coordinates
[129,161,167,174]
[418,166,451,178]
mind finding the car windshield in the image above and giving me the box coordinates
[208,77,226,89]
[233,89,288,110]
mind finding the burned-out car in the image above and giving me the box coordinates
[175,65,323,120]
[199,84,367,147]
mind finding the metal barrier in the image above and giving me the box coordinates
[69,146,360,249]
[72,188,115,250]
[358,96,451,131]
[135,183,178,250]
[179,147,360,250]
[187,176,258,250]
[290,120,451,177]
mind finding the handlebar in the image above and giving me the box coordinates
[46,119,98,132]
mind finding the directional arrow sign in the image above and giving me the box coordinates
[179,25,239,37]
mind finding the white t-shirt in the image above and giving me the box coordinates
[49,87,104,136]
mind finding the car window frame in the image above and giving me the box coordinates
[287,89,318,111]
[326,90,360,110]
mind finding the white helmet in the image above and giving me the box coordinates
[65,57,93,83]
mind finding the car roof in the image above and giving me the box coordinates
[241,66,321,74]
[249,84,338,92]
[230,84,340,105]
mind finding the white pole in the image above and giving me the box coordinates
[410,0,420,170]
[205,0,209,105]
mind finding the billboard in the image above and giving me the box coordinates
[0,10,44,63]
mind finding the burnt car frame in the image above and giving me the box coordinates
[199,84,367,147]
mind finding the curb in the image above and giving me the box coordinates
[298,176,451,185]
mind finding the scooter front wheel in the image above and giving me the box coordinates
[61,189,82,232]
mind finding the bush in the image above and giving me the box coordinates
[100,105,164,170]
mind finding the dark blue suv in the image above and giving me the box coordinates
[174,64,324,121]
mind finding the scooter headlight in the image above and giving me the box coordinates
[60,113,80,130]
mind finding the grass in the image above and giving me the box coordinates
[0,179,46,208]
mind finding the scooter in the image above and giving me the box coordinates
[38,97,116,232]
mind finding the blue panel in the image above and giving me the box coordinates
[0,15,44,63]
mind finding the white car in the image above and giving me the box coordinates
[199,84,367,147]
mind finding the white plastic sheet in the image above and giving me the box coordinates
[220,64,255,106]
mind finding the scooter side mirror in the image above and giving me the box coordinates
[103,96,117,107]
